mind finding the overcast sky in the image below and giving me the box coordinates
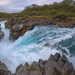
[0,0,63,13]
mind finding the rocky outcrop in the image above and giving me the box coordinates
[5,17,75,40]
[9,23,34,40]
[14,53,75,75]
[5,17,56,40]
[0,27,4,41]
[0,53,75,75]
[0,61,11,75]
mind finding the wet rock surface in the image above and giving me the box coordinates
[0,27,4,41]
[13,53,75,75]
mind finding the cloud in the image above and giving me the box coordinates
[0,0,63,13]
[0,0,11,6]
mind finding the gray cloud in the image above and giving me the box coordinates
[0,0,63,13]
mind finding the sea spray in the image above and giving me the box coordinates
[0,21,75,73]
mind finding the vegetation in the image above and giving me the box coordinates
[0,0,75,19]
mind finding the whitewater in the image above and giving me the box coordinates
[0,21,75,73]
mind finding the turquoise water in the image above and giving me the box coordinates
[0,21,75,73]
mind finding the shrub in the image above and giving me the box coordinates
[54,12,67,19]
[49,9,57,16]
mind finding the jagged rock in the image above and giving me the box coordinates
[59,55,68,63]
[14,53,75,75]
[39,59,45,65]
[55,53,61,58]
[25,62,29,67]
[30,61,39,70]
[48,54,60,61]
[15,64,29,75]
[0,61,11,75]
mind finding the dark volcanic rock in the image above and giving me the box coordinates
[14,53,75,75]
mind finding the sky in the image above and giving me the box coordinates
[0,0,63,13]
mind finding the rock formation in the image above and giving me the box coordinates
[14,53,75,75]
[0,27,4,41]
[5,17,56,40]
[0,53,75,75]
[5,17,75,41]
[0,61,11,75]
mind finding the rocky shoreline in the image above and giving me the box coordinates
[5,17,75,41]
[0,53,75,75]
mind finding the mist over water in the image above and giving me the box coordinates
[0,21,75,73]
